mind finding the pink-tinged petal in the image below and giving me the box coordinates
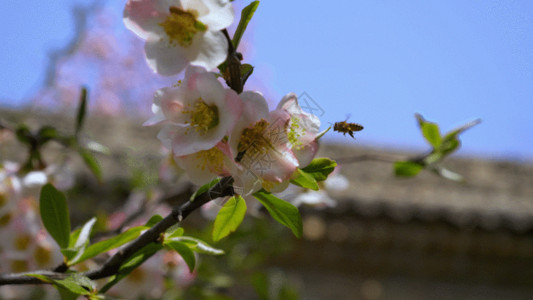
[293,140,319,167]
[144,37,189,76]
[124,0,170,40]
[185,31,228,71]
[195,0,234,31]
[176,156,218,185]
[276,92,298,112]
[264,179,290,193]
[228,91,269,155]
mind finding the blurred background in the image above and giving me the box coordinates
[1,0,533,299]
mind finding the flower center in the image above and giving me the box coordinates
[237,119,272,157]
[159,6,207,47]
[182,98,219,135]
[195,147,225,173]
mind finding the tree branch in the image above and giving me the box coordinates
[0,176,234,285]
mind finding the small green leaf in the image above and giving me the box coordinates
[169,236,224,255]
[63,217,97,261]
[212,195,247,242]
[315,126,331,140]
[442,118,481,143]
[251,272,269,300]
[166,226,185,239]
[100,244,162,293]
[431,166,465,182]
[394,161,424,177]
[145,214,163,227]
[40,184,71,249]
[15,124,32,145]
[290,169,319,191]
[241,63,254,85]
[253,191,302,238]
[37,126,58,145]
[439,136,461,157]
[74,217,97,249]
[232,1,260,49]
[75,87,88,135]
[191,177,221,201]
[300,158,337,181]
[416,113,442,148]
[165,241,196,272]
[69,225,148,265]
[28,274,93,296]
[78,148,102,181]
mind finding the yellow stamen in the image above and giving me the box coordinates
[238,119,271,155]
[11,260,28,272]
[195,147,225,173]
[159,6,207,47]
[14,235,32,251]
[182,98,219,135]
[34,245,52,267]
[288,116,305,150]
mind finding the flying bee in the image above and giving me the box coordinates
[333,120,364,139]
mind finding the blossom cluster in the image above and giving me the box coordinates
[125,0,322,198]
[147,66,321,197]
[0,163,63,276]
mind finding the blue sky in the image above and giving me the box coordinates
[1,1,532,161]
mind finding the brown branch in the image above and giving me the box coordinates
[0,176,234,285]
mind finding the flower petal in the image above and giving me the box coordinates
[144,37,189,76]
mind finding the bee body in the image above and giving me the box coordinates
[333,121,364,139]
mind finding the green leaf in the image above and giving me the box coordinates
[168,236,224,255]
[166,226,185,239]
[241,63,254,85]
[430,166,465,182]
[57,287,80,300]
[165,241,196,272]
[416,113,442,148]
[75,87,88,135]
[37,126,58,145]
[442,118,481,143]
[54,274,95,295]
[145,214,163,227]
[212,195,247,242]
[300,158,337,181]
[190,177,221,201]
[315,126,331,141]
[74,217,97,249]
[40,184,71,249]
[251,272,269,300]
[394,161,424,177]
[290,169,319,191]
[63,217,97,261]
[28,274,93,296]
[100,243,162,293]
[78,148,102,181]
[253,191,302,238]
[69,225,148,265]
[232,1,260,49]
[15,124,32,145]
